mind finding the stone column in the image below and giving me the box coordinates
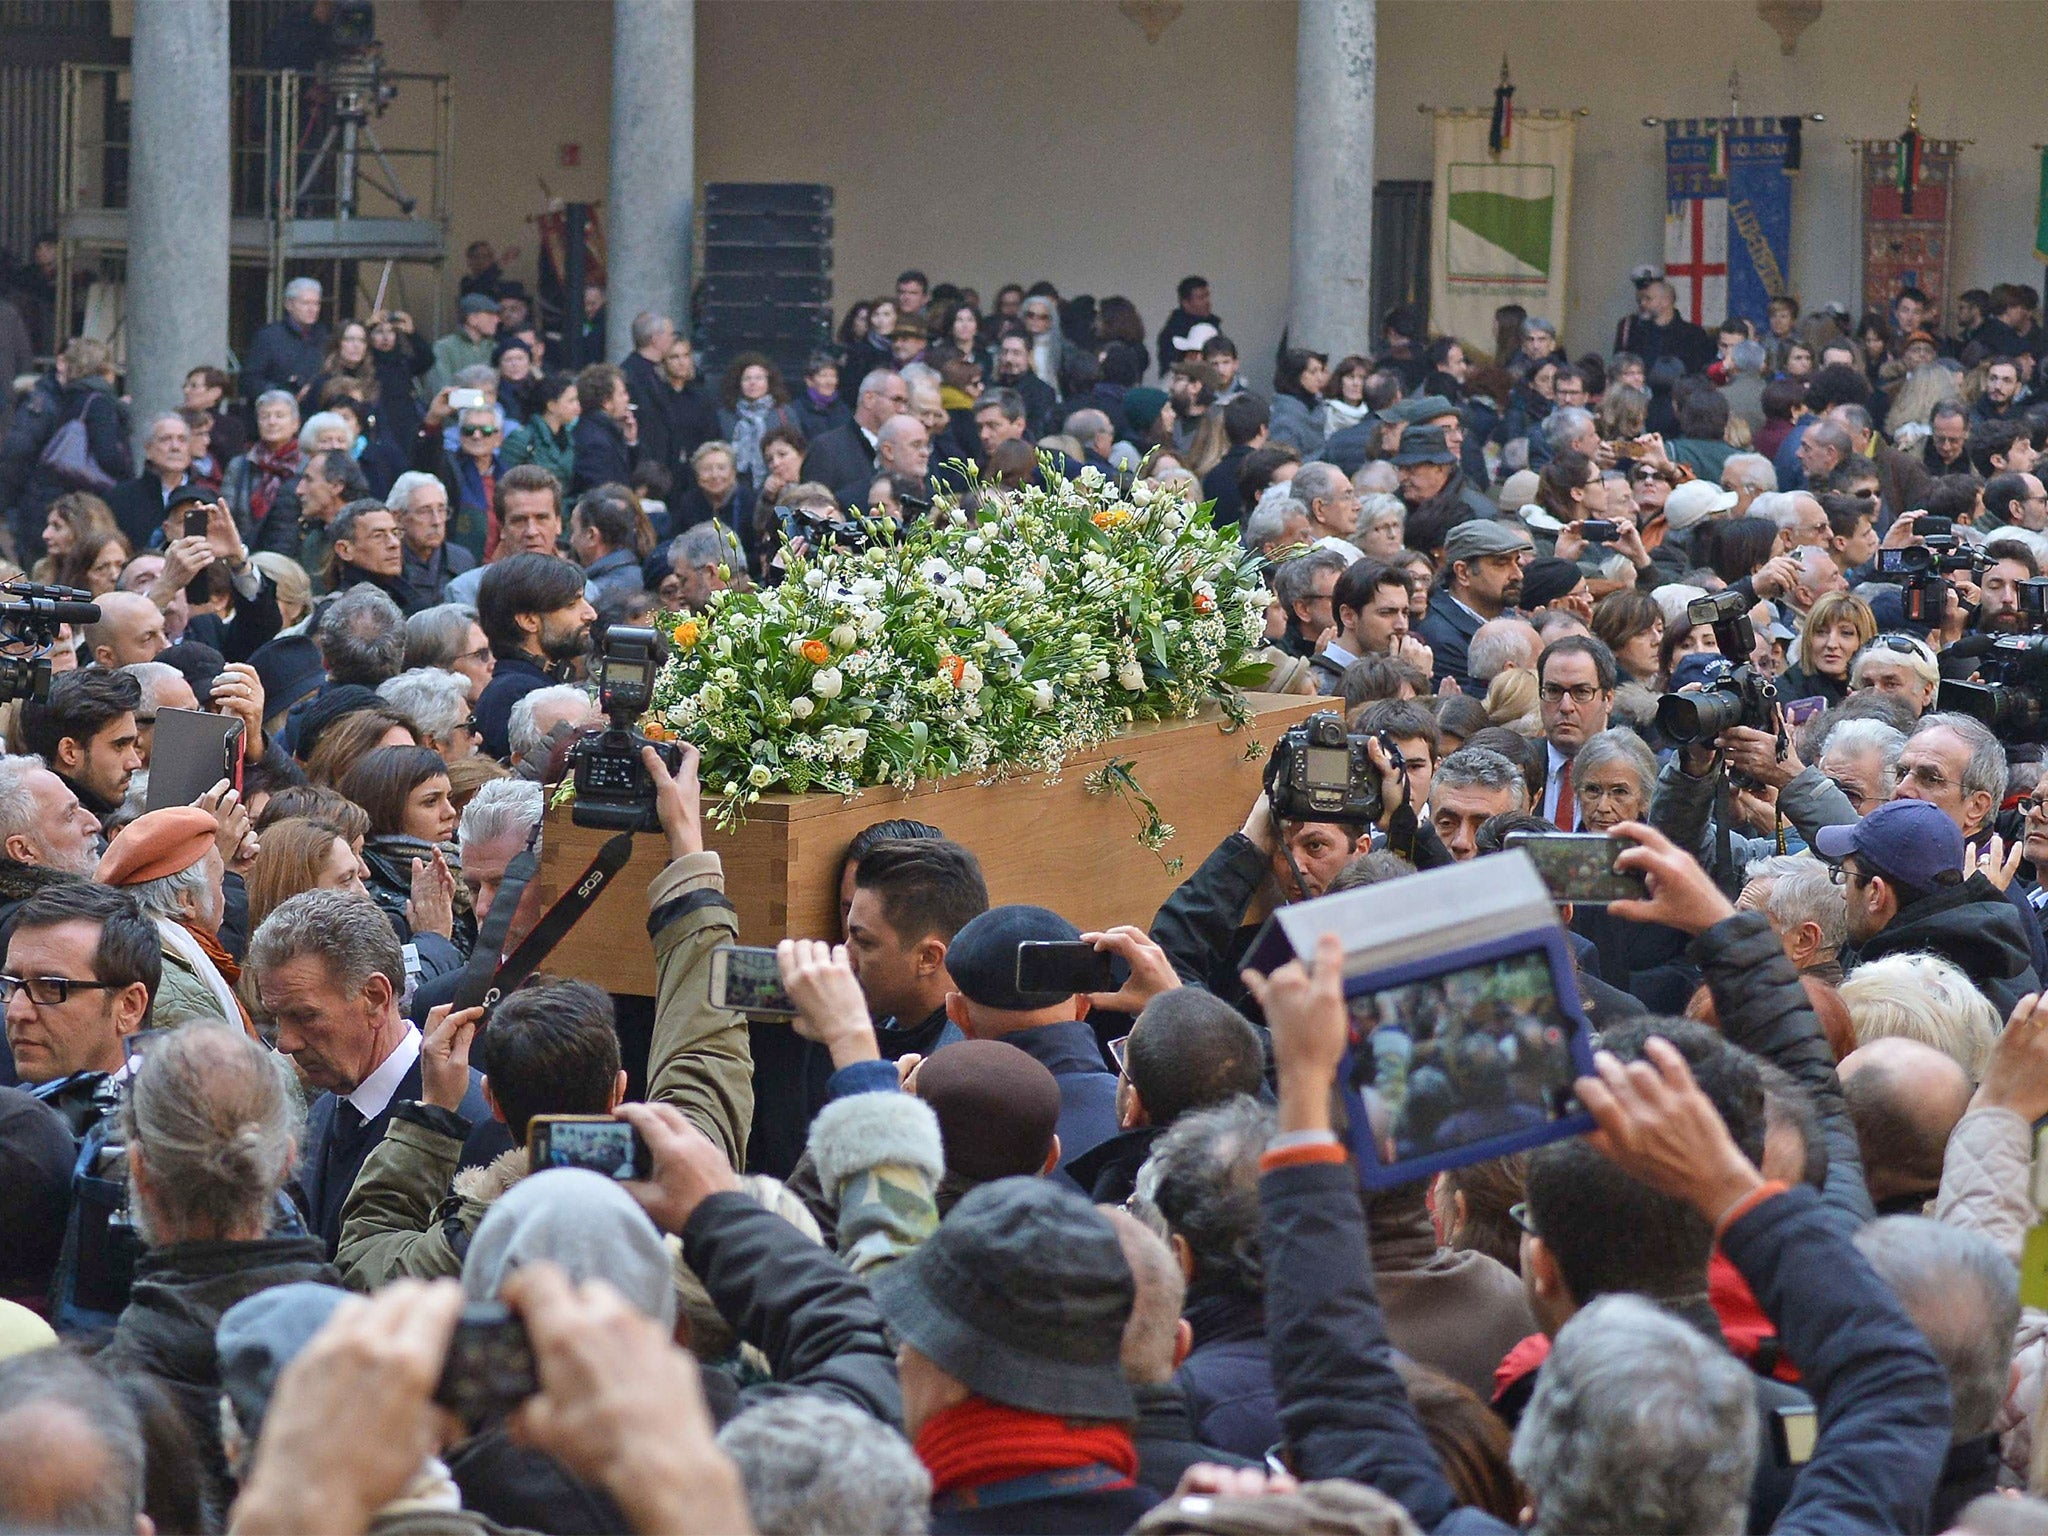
[1289,0,1376,359]
[606,0,695,362]
[126,0,230,453]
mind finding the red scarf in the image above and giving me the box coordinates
[915,1397,1138,1497]
[248,441,302,528]
[180,920,257,1038]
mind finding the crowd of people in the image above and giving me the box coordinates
[3,246,2048,1535]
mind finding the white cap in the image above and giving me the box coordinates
[1173,322,1220,354]
[1662,479,1740,532]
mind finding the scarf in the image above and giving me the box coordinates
[1322,397,1373,433]
[455,454,499,557]
[162,917,255,1036]
[728,396,778,482]
[915,1397,1138,1498]
[248,441,302,528]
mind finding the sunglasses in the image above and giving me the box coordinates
[1108,1035,1130,1076]
[460,424,500,438]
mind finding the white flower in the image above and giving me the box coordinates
[789,696,814,720]
[1117,661,1145,691]
[829,623,858,651]
[1032,680,1056,713]
[964,535,986,556]
[812,667,843,700]
[699,683,727,711]
[714,666,739,686]
[961,565,988,590]
[1089,659,1112,682]
[747,764,774,789]
[919,558,956,585]
[958,661,985,695]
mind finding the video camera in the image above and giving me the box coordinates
[779,502,874,555]
[568,626,683,831]
[1937,577,2048,739]
[1265,710,1398,826]
[1654,589,1777,744]
[1876,515,1981,627]
[0,580,100,707]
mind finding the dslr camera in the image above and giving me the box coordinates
[1265,710,1395,826]
[1939,579,2048,740]
[569,626,683,831]
[1876,515,1982,626]
[1654,590,1778,744]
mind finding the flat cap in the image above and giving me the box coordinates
[945,903,1082,1010]
[96,806,217,885]
[1442,519,1530,564]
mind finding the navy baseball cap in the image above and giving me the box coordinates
[946,904,1083,1010]
[1813,799,1964,891]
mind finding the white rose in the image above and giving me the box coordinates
[829,623,858,650]
[1117,661,1145,691]
[1032,680,1056,713]
[1089,659,1112,682]
[789,696,814,720]
[961,565,988,590]
[747,764,774,789]
[958,662,984,695]
[812,667,843,700]
[699,684,726,711]
[964,535,986,556]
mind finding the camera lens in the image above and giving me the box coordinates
[1656,687,1744,743]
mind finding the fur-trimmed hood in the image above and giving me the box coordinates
[450,1146,528,1209]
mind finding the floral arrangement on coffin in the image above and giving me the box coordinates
[642,463,1274,829]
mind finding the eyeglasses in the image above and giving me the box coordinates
[2019,796,2048,819]
[1899,763,1951,792]
[1827,861,1870,888]
[460,424,500,438]
[1540,683,1606,705]
[456,644,493,667]
[0,973,121,1007]
[1108,1035,1130,1076]
[1869,633,1935,662]
[461,715,479,735]
[1508,1202,1538,1238]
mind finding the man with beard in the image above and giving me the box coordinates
[991,330,1058,439]
[0,755,101,951]
[1419,519,1530,695]
[473,551,595,760]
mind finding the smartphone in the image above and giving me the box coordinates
[708,944,797,1016]
[527,1114,651,1181]
[1782,695,1828,726]
[145,708,244,811]
[1578,519,1619,544]
[1771,1405,1817,1467]
[448,386,486,412]
[1015,940,1116,996]
[433,1301,538,1425]
[1504,831,1649,906]
[183,506,209,540]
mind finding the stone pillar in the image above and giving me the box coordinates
[1289,0,1376,360]
[126,0,230,453]
[607,0,695,363]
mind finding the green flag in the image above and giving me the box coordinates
[2037,148,2048,265]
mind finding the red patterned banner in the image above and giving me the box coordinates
[1858,139,1961,319]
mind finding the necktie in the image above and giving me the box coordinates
[1553,767,1576,831]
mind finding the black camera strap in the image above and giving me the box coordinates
[452,830,636,1012]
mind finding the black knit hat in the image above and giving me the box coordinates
[870,1177,1135,1419]
[944,904,1082,1010]
[1519,557,1585,612]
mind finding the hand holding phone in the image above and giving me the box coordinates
[709,944,797,1016]
[612,1100,740,1235]
[1015,940,1117,997]
[528,1114,652,1181]
[1505,831,1650,906]
[433,1300,539,1425]
[448,387,486,412]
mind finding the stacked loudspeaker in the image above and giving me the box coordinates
[699,183,834,379]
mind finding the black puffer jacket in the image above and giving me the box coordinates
[1848,874,2043,1017]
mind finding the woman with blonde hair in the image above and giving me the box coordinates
[1837,952,1998,1078]
[33,492,121,586]
[1782,590,1876,707]
[1482,667,1543,736]
[1885,360,1962,436]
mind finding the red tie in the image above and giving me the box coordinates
[1553,768,1576,831]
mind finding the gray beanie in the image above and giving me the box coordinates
[462,1167,678,1331]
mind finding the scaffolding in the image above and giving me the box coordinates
[53,59,451,367]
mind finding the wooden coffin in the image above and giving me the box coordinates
[535,691,1322,996]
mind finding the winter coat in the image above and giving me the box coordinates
[243,318,329,401]
[335,849,754,1288]
[1848,874,2043,1017]
[0,376,130,536]
[1366,1189,1535,1401]
[1268,392,1325,458]
[498,415,575,493]
[1174,1287,1277,1461]
[568,412,633,495]
[1649,757,1858,895]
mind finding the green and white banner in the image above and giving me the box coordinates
[1429,110,1576,357]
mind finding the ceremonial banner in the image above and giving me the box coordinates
[1663,119,1794,329]
[1429,110,1575,354]
[2034,147,2048,266]
[1857,137,1961,319]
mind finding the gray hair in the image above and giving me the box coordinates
[1241,498,1306,554]
[146,409,188,443]
[1850,636,1939,692]
[452,363,497,391]
[1804,419,1854,461]
[1356,491,1405,534]
[1139,1094,1274,1300]
[1726,455,1781,498]
[378,667,471,742]
[718,1397,932,1536]
[0,753,48,848]
[121,659,190,711]
[315,582,407,686]
[404,602,480,671]
[254,387,300,420]
[119,1018,303,1242]
[247,888,406,1000]
[672,520,743,572]
[1821,718,1907,794]
[459,777,544,858]
[1542,406,1596,455]
[1468,619,1537,685]
[1290,460,1350,508]
[629,310,673,349]
[0,1348,147,1534]
[298,409,350,453]
[1271,547,1351,617]
[283,276,321,303]
[386,469,446,515]
[1913,711,2008,809]
[1434,745,1527,806]
[1354,461,1401,497]
[1063,408,1111,442]
[126,858,214,923]
[1571,727,1657,794]
[1830,402,1875,437]
[1853,1216,2019,1441]
[509,684,594,765]
[1730,339,1766,375]
[858,368,903,402]
[1513,1293,1756,1536]
[1748,855,1847,954]
[1839,952,2000,1077]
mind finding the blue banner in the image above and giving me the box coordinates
[1725,119,1793,328]
[1662,118,1792,329]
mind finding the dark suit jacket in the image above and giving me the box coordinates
[107,473,186,552]
[1417,587,1483,693]
[802,422,876,497]
[297,1055,488,1253]
[570,414,634,495]
[1001,1020,1120,1171]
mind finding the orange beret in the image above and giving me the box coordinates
[96,807,219,886]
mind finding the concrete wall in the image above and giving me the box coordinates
[372,0,2046,385]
